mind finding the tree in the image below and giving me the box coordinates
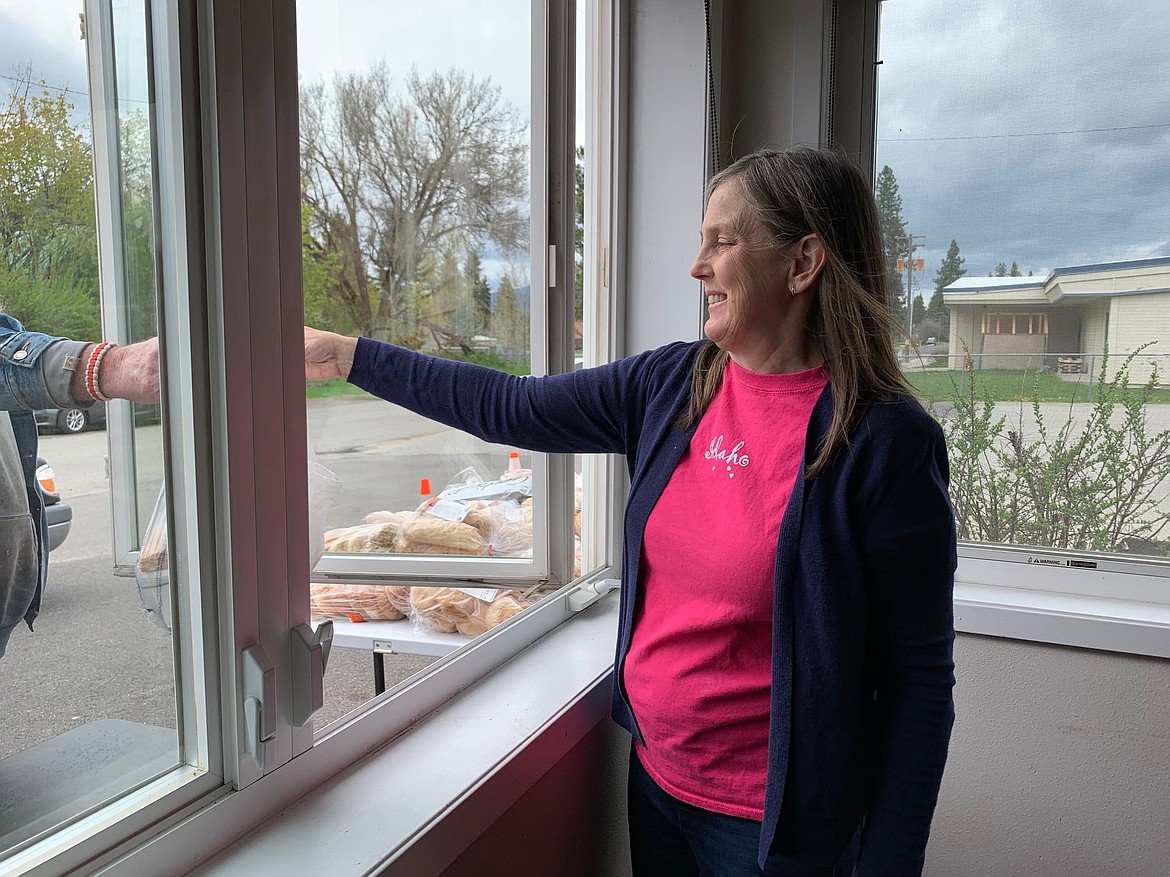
[300,65,529,343]
[465,248,492,334]
[574,145,584,324]
[927,239,966,338]
[492,272,526,353]
[912,293,926,333]
[0,74,100,339]
[990,260,1024,277]
[874,165,910,322]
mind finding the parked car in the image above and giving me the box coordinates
[34,401,160,435]
[35,400,107,435]
[36,458,72,552]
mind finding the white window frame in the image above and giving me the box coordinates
[10,1,625,874]
[861,0,1170,659]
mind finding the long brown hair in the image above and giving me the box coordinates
[682,146,911,478]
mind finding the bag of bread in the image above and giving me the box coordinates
[309,583,408,622]
[409,586,533,638]
[454,591,530,637]
[399,516,488,556]
[323,521,402,553]
[135,485,172,631]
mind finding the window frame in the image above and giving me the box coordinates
[868,0,1170,659]
[10,0,625,873]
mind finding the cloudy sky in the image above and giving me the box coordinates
[875,0,1170,299]
[3,0,1167,301]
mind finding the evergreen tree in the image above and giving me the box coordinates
[926,239,965,338]
[1009,260,1022,276]
[992,261,1008,277]
[574,145,584,324]
[874,165,910,321]
[464,249,492,334]
[912,294,926,332]
[492,272,525,354]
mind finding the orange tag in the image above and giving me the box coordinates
[347,613,365,623]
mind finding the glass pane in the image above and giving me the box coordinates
[877,0,1170,561]
[110,0,164,541]
[0,0,179,859]
[298,0,553,726]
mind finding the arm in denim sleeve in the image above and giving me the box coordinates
[0,315,92,412]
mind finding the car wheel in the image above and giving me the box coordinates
[58,407,90,433]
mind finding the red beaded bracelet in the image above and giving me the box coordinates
[85,341,115,402]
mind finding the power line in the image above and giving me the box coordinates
[0,71,87,97]
[1,73,150,105]
[885,121,1170,143]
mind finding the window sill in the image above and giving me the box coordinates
[95,594,619,877]
[954,579,1170,658]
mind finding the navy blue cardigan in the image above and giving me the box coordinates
[349,338,956,876]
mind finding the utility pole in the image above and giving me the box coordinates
[901,234,926,342]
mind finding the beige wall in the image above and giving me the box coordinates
[1106,292,1170,385]
[925,635,1170,877]
[437,635,1170,877]
[978,332,1046,370]
[949,306,981,369]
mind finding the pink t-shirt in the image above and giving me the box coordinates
[625,360,827,819]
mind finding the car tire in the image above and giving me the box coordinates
[58,407,90,434]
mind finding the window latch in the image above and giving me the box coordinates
[242,644,277,771]
[568,578,620,612]
[290,621,334,727]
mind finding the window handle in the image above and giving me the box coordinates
[290,621,334,727]
[242,644,277,771]
[568,578,620,612]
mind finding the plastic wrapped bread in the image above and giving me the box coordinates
[323,522,401,553]
[400,517,488,555]
[411,587,532,637]
[309,583,409,621]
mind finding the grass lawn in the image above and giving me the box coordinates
[906,368,1170,405]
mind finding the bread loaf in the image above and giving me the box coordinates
[400,517,487,555]
[309,583,407,621]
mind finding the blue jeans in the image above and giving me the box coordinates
[627,750,858,877]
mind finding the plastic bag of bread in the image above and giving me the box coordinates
[135,485,172,631]
[323,521,401,553]
[411,586,532,637]
[309,583,409,622]
[399,516,488,556]
[456,499,532,557]
[409,586,483,632]
[361,509,412,526]
[455,591,529,637]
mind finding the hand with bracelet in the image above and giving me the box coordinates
[69,337,162,405]
[0,320,162,662]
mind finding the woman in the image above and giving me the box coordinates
[305,145,956,876]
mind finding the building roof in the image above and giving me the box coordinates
[942,256,1170,306]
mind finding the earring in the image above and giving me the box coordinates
[789,285,797,296]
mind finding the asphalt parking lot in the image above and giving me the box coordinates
[0,397,491,759]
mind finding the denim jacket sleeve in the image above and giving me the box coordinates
[0,314,91,411]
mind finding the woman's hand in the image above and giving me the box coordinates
[305,326,359,382]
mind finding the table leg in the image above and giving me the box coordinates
[373,651,386,695]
